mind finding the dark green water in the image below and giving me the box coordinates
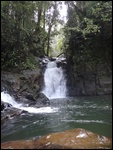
[1,95,112,143]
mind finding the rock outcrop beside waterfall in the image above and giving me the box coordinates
[1,70,49,105]
[66,61,112,96]
[1,57,50,121]
[1,128,112,149]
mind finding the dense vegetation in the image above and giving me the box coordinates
[1,1,63,70]
[64,1,112,74]
[1,1,112,72]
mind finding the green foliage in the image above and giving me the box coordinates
[22,59,35,70]
[50,25,65,56]
[21,53,37,70]
[63,1,112,72]
[2,1,111,73]
[1,1,62,70]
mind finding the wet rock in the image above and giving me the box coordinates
[30,93,50,108]
[1,102,11,111]
[66,61,112,96]
[1,72,20,93]
[1,128,112,149]
[1,67,45,105]
[56,57,67,69]
[1,67,42,100]
[1,107,26,124]
[1,103,5,111]
[49,56,56,61]
[25,93,36,101]
[37,93,50,105]
[1,84,6,92]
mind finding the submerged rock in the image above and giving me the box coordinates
[1,128,112,149]
[1,101,11,111]
[1,107,26,124]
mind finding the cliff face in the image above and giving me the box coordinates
[1,69,42,100]
[66,61,112,96]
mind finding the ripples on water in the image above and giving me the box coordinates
[1,95,112,143]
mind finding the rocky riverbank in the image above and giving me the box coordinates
[1,56,67,123]
[1,57,50,122]
[1,128,112,149]
[1,56,112,123]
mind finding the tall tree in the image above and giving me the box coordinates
[63,1,112,72]
[1,1,63,69]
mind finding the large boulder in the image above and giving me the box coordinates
[1,107,26,124]
[28,93,50,108]
[1,128,112,149]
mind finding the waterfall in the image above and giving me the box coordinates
[1,91,58,114]
[42,60,67,99]
[1,91,22,108]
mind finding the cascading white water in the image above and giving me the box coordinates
[42,61,67,99]
[1,60,66,114]
[1,91,22,108]
[1,91,58,114]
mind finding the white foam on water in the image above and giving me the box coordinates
[1,91,58,114]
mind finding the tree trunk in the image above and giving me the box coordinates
[46,2,57,56]
[46,29,51,56]
[42,7,46,54]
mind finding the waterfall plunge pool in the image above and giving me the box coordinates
[1,59,112,142]
[1,95,112,143]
